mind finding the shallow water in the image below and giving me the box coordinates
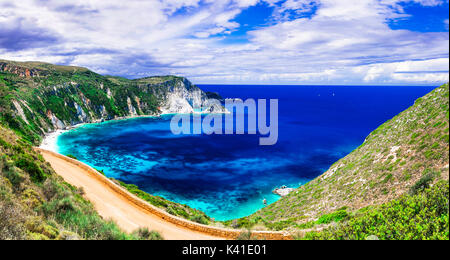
[56,85,435,220]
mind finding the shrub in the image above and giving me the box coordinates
[236,230,253,240]
[132,227,163,240]
[94,168,105,175]
[66,154,77,160]
[409,173,434,195]
[42,178,64,200]
[4,166,25,187]
[317,210,349,224]
[266,220,296,231]
[0,137,11,148]
[14,154,46,183]
[41,197,129,240]
[25,217,59,239]
[191,214,210,225]
[302,181,449,240]
[0,200,27,240]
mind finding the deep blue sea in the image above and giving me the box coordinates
[56,85,436,221]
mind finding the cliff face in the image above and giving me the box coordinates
[135,76,225,114]
[0,60,223,144]
[1,62,41,78]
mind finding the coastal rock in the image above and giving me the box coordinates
[74,102,88,122]
[106,88,113,99]
[127,97,138,115]
[12,100,29,124]
[150,77,226,114]
[366,235,380,240]
[46,110,66,130]
[100,105,108,118]
[0,60,226,143]
[0,61,41,78]
[162,93,195,114]
[273,186,295,197]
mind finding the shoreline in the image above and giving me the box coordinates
[38,113,166,152]
[38,110,228,152]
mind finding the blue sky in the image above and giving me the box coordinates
[0,0,448,85]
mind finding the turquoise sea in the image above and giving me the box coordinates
[55,85,436,221]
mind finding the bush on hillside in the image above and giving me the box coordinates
[132,227,163,240]
[302,181,449,240]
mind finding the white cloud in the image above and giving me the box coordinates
[0,0,448,85]
[357,58,449,82]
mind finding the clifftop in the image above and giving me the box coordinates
[0,59,89,78]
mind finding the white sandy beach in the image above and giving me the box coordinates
[39,129,67,152]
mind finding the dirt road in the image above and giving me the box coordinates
[39,149,223,240]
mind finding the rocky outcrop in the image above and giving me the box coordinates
[46,110,66,129]
[100,105,107,118]
[144,77,226,114]
[74,102,88,123]
[107,88,112,99]
[127,97,138,116]
[273,186,295,197]
[0,62,41,78]
[12,100,29,124]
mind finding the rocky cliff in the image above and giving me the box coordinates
[133,76,225,114]
[0,59,224,144]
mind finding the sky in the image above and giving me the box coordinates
[0,0,449,85]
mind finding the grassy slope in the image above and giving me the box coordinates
[301,180,448,240]
[0,125,162,240]
[231,83,449,233]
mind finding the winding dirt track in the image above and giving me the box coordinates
[38,149,223,240]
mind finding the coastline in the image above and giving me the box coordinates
[38,114,166,151]
[36,148,292,240]
[38,110,227,152]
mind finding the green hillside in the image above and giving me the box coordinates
[228,84,449,239]
[0,124,162,240]
[0,59,198,144]
[302,180,448,240]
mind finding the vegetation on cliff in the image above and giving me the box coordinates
[0,125,161,240]
[301,180,448,240]
[230,83,449,240]
[0,59,198,145]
